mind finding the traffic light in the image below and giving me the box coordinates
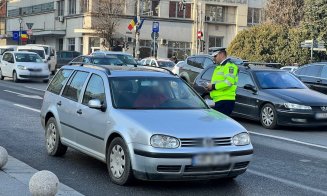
[197,31,203,39]
[202,41,206,52]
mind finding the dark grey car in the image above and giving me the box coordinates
[56,51,81,68]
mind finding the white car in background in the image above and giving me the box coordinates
[172,61,184,75]
[141,57,176,70]
[280,66,298,72]
[0,51,50,83]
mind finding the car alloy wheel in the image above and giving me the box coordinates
[45,117,67,156]
[107,137,133,185]
[0,69,4,80]
[110,145,126,178]
[260,103,278,129]
[13,71,19,83]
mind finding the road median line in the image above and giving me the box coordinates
[249,131,327,150]
[14,104,41,113]
[248,169,327,195]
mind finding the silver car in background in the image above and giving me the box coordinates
[40,65,253,185]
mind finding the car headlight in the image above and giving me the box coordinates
[17,65,28,70]
[284,103,312,110]
[232,132,250,146]
[150,134,180,148]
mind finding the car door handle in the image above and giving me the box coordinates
[77,109,82,114]
[57,101,61,106]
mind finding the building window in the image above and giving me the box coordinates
[169,2,191,19]
[80,37,83,54]
[82,0,90,12]
[209,36,223,48]
[58,0,64,16]
[68,38,75,51]
[205,5,224,22]
[168,41,191,60]
[8,2,54,17]
[59,39,63,51]
[68,0,76,15]
[248,8,262,25]
[141,0,159,16]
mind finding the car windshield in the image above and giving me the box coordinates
[157,61,175,67]
[92,57,124,66]
[15,53,43,63]
[18,49,45,59]
[255,71,306,89]
[108,54,138,65]
[110,77,208,109]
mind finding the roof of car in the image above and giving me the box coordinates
[61,65,177,78]
[92,51,133,55]
[10,51,38,54]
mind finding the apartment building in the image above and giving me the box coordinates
[6,0,266,59]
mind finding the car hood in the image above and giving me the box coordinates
[16,62,47,68]
[262,89,327,106]
[116,109,247,138]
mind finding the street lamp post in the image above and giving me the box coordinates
[18,17,23,45]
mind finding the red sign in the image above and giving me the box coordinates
[27,29,33,36]
[197,31,203,39]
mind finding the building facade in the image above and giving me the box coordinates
[6,0,266,59]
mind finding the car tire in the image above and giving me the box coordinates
[0,69,4,80]
[45,117,67,156]
[13,71,19,83]
[260,103,278,129]
[107,137,134,185]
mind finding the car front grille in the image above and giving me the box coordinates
[179,137,232,147]
[157,165,181,173]
[184,165,231,173]
[233,161,250,169]
[28,68,42,72]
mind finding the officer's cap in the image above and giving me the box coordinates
[211,48,226,57]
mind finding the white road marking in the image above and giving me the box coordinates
[24,86,46,92]
[14,104,40,113]
[249,131,327,150]
[248,169,327,195]
[4,89,43,99]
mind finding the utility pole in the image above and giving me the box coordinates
[135,0,141,59]
[18,18,23,45]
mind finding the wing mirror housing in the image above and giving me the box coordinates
[88,99,106,112]
[244,84,257,92]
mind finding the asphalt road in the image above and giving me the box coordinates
[1,79,327,196]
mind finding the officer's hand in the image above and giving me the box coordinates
[207,83,212,91]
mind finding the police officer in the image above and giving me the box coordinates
[206,48,238,116]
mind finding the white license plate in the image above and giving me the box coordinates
[192,154,230,166]
[315,113,327,119]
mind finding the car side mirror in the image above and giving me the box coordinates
[244,84,257,92]
[88,99,106,112]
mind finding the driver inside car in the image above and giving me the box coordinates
[133,83,168,108]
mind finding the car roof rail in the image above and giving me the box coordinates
[242,62,282,69]
[144,66,176,76]
[83,64,111,75]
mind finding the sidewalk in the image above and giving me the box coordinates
[0,156,84,196]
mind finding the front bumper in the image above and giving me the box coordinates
[17,70,50,80]
[131,144,253,181]
[277,109,327,127]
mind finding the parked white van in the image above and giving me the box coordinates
[17,45,47,64]
[27,44,57,74]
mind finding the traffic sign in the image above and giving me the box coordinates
[151,32,159,40]
[27,29,33,36]
[26,23,34,30]
[152,21,159,33]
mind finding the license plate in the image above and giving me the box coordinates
[315,113,327,119]
[192,154,230,166]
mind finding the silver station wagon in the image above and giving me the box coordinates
[40,65,253,185]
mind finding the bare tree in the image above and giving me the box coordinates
[90,0,126,50]
[264,0,304,27]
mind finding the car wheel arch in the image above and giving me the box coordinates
[105,132,125,159]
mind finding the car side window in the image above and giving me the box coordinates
[151,60,156,67]
[2,53,9,61]
[72,56,83,63]
[203,58,214,68]
[82,74,106,105]
[321,66,327,78]
[201,67,215,81]
[145,59,151,66]
[7,54,14,63]
[238,72,255,88]
[306,65,322,77]
[187,57,195,66]
[47,69,73,95]
[83,57,91,64]
[62,71,89,102]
